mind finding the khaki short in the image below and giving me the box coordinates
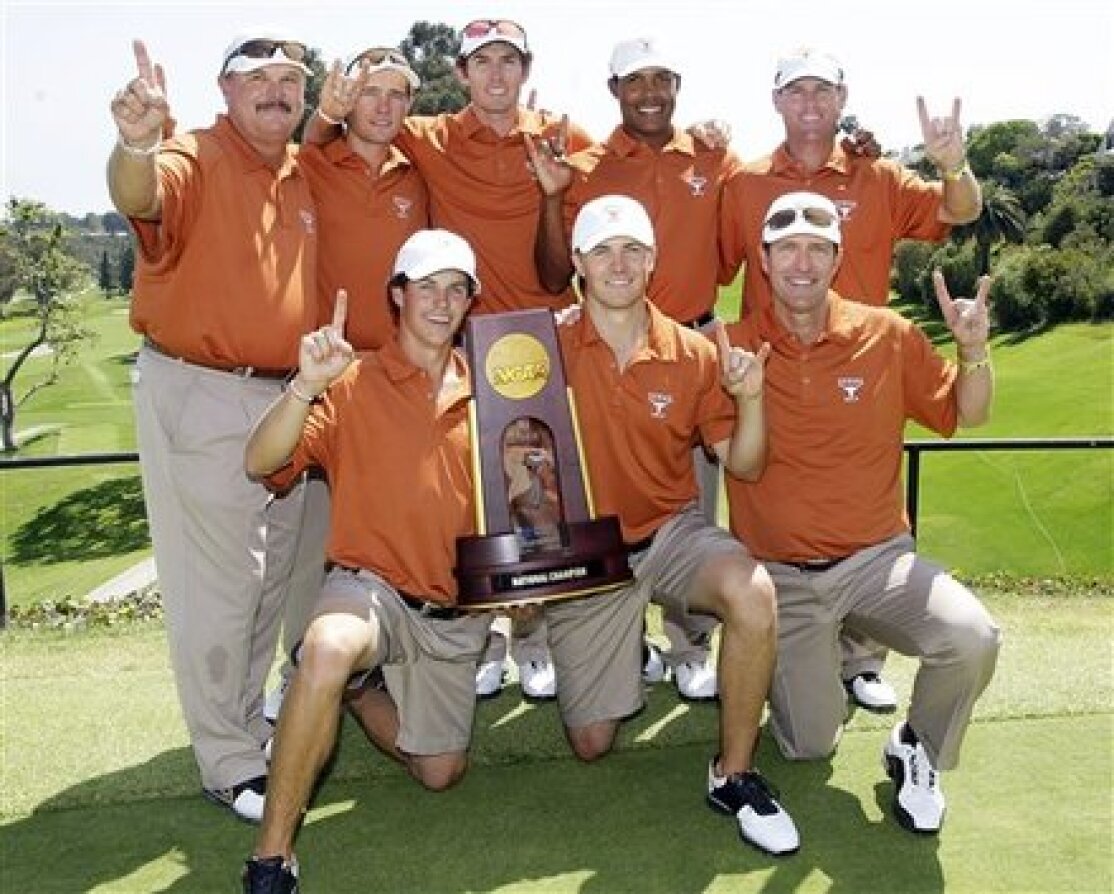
[546,503,743,729]
[310,567,491,755]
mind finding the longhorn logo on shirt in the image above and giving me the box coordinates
[392,197,414,219]
[685,173,708,197]
[833,199,856,221]
[648,391,674,418]
[837,376,864,402]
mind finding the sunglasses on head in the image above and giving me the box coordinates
[766,206,837,231]
[461,18,526,39]
[346,46,409,74]
[222,39,307,73]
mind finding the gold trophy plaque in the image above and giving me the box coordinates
[455,310,631,609]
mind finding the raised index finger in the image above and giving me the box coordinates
[950,96,962,125]
[916,95,931,135]
[712,320,732,371]
[133,39,155,85]
[331,289,348,333]
[974,274,992,308]
[931,268,955,318]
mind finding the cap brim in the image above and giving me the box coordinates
[611,55,678,79]
[223,56,311,76]
[459,35,529,58]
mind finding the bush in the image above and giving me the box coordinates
[892,240,936,305]
[991,247,1043,330]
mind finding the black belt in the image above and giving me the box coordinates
[684,311,715,329]
[327,563,460,619]
[625,528,659,555]
[397,591,460,620]
[143,337,291,380]
[785,556,850,573]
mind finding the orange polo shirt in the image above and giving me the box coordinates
[563,126,745,324]
[559,302,736,543]
[298,138,428,350]
[396,106,594,314]
[266,340,474,603]
[720,143,949,318]
[724,293,958,562]
[129,115,317,369]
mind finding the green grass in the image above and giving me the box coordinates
[2,590,1111,892]
[1,294,145,605]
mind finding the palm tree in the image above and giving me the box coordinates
[953,181,1028,275]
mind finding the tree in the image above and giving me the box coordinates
[0,199,96,452]
[118,239,135,294]
[400,21,467,114]
[294,48,328,143]
[952,181,1028,275]
[98,250,114,295]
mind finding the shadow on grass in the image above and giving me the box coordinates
[0,741,945,894]
[9,474,148,563]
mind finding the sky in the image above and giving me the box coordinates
[1,0,1111,214]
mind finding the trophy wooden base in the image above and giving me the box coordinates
[455,516,632,611]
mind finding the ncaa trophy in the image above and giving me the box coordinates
[455,309,631,609]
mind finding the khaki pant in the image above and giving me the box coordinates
[767,533,1001,771]
[133,346,305,790]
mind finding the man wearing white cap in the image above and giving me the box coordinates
[262,45,430,729]
[721,47,984,713]
[545,194,800,856]
[528,37,751,702]
[241,230,489,893]
[725,191,1000,836]
[107,33,316,822]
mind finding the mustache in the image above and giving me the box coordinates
[255,100,294,114]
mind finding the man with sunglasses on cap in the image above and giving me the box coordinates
[724,191,1000,836]
[720,47,984,714]
[309,17,595,701]
[545,194,800,856]
[107,33,316,823]
[528,36,750,704]
[241,230,489,893]
[261,45,430,729]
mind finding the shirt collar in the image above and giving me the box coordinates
[212,114,299,179]
[379,338,472,406]
[322,136,412,174]
[576,299,679,362]
[757,290,864,347]
[605,125,693,158]
[770,140,850,176]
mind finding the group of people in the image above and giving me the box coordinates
[106,18,1002,894]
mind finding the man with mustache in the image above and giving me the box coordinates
[107,31,317,823]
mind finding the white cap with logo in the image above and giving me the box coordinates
[761,192,842,246]
[608,37,678,79]
[773,47,844,89]
[392,229,481,292]
[220,31,311,76]
[572,195,656,253]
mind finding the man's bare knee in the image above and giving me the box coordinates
[410,754,468,791]
[566,723,617,762]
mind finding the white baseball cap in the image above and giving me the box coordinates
[392,230,481,292]
[220,31,311,76]
[608,37,679,79]
[458,19,529,59]
[761,192,842,246]
[773,47,844,88]
[572,195,656,253]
